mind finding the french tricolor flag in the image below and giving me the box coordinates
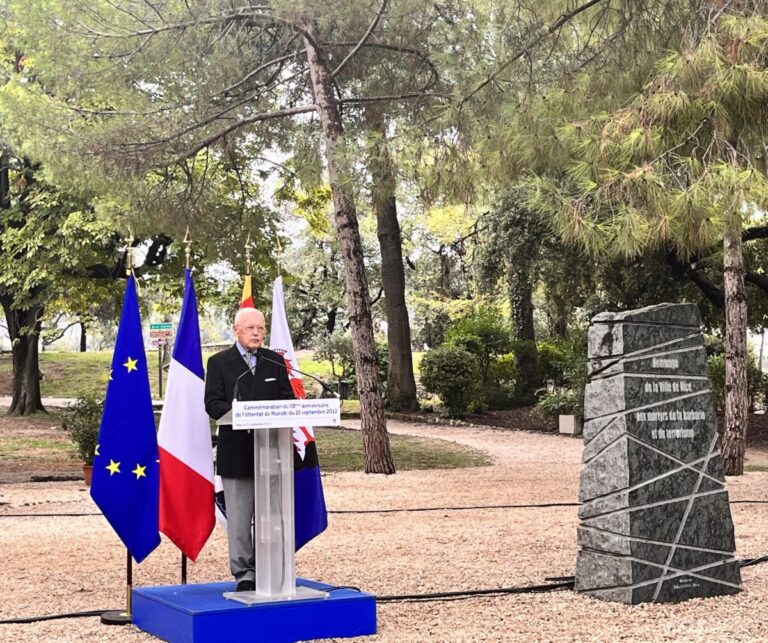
[158,269,215,561]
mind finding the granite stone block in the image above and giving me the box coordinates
[588,323,699,360]
[591,303,701,327]
[575,303,741,604]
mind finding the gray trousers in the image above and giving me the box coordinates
[221,477,255,582]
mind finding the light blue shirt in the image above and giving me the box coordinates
[235,341,256,369]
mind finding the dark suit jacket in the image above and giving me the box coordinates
[204,345,295,477]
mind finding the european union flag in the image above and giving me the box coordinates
[90,275,160,563]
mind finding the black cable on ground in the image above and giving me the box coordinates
[4,498,768,519]
[375,580,575,603]
[739,555,768,569]
[4,556,768,622]
[0,513,102,518]
[329,502,580,514]
[0,610,115,625]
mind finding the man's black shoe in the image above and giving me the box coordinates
[236,580,255,592]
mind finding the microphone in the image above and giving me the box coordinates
[232,363,255,402]
[256,348,341,399]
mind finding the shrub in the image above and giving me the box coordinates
[315,331,388,399]
[444,306,515,409]
[316,331,356,383]
[62,391,104,464]
[533,334,588,413]
[482,352,518,410]
[445,306,513,380]
[537,341,571,388]
[535,389,581,418]
[420,345,481,417]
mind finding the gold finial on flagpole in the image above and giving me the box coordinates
[245,231,252,276]
[182,226,192,270]
[125,231,134,277]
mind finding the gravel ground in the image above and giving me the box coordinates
[1,420,767,642]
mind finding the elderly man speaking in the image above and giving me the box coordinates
[204,307,295,591]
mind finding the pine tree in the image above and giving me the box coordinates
[531,10,768,474]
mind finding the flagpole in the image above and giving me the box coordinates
[275,235,283,277]
[245,231,252,276]
[183,226,192,271]
[101,240,137,626]
[101,549,133,625]
[179,227,192,585]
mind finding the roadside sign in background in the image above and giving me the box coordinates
[149,323,174,396]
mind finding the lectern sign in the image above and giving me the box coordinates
[232,398,341,431]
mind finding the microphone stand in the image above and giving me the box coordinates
[232,364,255,403]
[256,349,341,399]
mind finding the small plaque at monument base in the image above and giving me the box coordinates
[575,303,741,604]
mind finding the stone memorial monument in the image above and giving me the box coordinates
[575,303,741,604]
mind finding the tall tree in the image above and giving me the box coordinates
[478,190,543,403]
[531,9,768,474]
[300,19,393,471]
[365,108,418,411]
[0,156,125,414]
[6,0,406,471]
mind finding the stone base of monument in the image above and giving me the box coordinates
[132,578,376,643]
[574,303,742,604]
[575,549,742,604]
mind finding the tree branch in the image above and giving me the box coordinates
[163,104,317,165]
[42,320,81,347]
[329,41,439,88]
[212,34,303,99]
[331,0,388,78]
[743,226,768,242]
[460,0,606,105]
[369,287,384,306]
[666,253,724,308]
[745,271,768,295]
[76,6,274,40]
[339,92,450,105]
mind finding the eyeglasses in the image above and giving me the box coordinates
[238,325,265,334]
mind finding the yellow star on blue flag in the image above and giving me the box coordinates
[90,275,159,563]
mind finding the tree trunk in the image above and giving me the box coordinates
[364,108,418,412]
[1,296,46,416]
[80,322,87,352]
[547,295,569,339]
[302,28,395,474]
[509,263,540,404]
[721,218,749,475]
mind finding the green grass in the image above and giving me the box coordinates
[339,399,361,414]
[745,463,768,473]
[0,420,489,473]
[315,426,490,471]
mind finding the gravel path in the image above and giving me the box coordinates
[1,420,767,642]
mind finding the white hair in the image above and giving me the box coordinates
[234,307,264,325]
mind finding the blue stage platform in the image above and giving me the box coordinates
[132,578,377,643]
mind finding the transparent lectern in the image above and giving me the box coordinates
[218,398,340,605]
